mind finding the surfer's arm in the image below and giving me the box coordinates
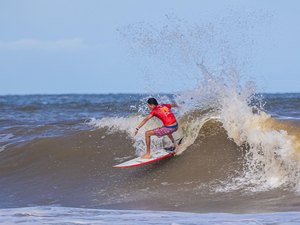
[134,114,153,135]
[170,103,178,107]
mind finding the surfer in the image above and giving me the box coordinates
[134,98,179,159]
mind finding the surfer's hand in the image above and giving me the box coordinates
[133,128,139,136]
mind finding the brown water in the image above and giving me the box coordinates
[1,117,300,213]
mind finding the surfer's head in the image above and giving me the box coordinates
[147,98,158,109]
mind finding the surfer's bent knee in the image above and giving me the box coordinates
[145,130,154,137]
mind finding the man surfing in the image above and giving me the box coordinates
[134,98,179,159]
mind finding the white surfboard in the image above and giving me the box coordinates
[113,148,175,168]
[113,138,183,168]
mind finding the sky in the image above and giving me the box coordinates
[0,0,299,94]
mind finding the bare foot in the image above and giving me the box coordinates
[173,144,180,154]
[141,153,151,159]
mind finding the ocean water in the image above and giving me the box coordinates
[0,91,300,224]
[1,11,300,224]
[1,207,300,225]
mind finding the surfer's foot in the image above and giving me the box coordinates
[164,144,179,152]
[172,144,179,149]
[141,153,151,159]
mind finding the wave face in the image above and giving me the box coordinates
[0,92,300,213]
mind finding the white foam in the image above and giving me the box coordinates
[218,86,300,191]
[88,102,219,158]
[170,60,300,192]
[88,115,180,156]
[0,206,300,225]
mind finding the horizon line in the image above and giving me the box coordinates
[0,91,300,96]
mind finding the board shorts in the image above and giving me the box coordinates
[153,123,178,138]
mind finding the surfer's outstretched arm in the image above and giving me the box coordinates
[134,114,153,136]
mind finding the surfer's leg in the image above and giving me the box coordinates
[167,133,178,149]
[142,130,155,159]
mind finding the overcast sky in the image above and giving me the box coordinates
[0,0,299,94]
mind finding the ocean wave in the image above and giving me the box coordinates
[0,116,299,211]
[1,76,300,211]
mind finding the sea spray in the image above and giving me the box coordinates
[87,77,300,192]
[92,18,300,192]
[219,95,300,191]
[174,62,300,191]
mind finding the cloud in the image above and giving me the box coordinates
[0,38,85,51]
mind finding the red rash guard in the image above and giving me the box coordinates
[150,104,177,126]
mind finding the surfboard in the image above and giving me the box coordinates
[113,138,183,168]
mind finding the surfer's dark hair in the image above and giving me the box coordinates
[147,98,158,105]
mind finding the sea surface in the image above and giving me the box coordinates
[0,92,300,224]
